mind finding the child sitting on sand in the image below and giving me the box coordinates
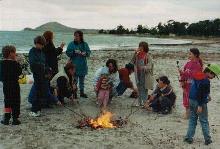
[96,73,111,111]
[184,64,220,145]
[1,45,22,125]
[144,76,176,114]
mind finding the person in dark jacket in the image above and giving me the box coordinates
[116,63,137,96]
[184,64,220,145]
[145,76,176,114]
[66,30,91,98]
[28,68,62,107]
[1,45,22,125]
[43,31,65,75]
[28,36,47,117]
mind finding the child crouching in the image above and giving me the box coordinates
[1,45,22,125]
[144,76,176,114]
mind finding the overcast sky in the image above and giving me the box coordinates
[0,0,220,31]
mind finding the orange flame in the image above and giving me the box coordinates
[89,111,116,129]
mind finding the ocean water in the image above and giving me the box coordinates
[0,31,193,53]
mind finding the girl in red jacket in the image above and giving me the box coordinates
[179,48,203,119]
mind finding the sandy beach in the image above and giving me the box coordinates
[0,41,220,149]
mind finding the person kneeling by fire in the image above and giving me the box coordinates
[144,76,176,114]
[50,62,77,105]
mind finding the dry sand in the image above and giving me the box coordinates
[0,43,220,149]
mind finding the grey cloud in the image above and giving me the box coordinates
[0,0,219,30]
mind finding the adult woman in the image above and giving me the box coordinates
[66,31,91,98]
[43,31,65,75]
[179,48,203,119]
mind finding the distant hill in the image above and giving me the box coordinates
[23,22,98,33]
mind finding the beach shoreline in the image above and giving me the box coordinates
[1,42,220,148]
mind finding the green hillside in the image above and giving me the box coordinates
[24,22,98,33]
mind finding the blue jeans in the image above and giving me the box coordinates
[136,70,148,105]
[137,82,148,105]
[116,81,128,96]
[185,99,211,141]
[75,75,85,93]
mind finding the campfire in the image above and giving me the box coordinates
[77,111,127,129]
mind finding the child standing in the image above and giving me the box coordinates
[28,36,47,117]
[131,42,154,106]
[184,64,220,145]
[1,45,22,125]
[179,48,203,119]
[96,74,110,111]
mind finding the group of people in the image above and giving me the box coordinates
[1,30,220,146]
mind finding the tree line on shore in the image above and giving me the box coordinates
[99,18,220,37]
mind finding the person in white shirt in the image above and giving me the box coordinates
[94,59,120,103]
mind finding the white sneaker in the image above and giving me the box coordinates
[29,111,41,117]
[96,101,99,105]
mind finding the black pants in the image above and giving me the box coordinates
[3,83,21,119]
[31,73,47,112]
[160,97,173,114]
[150,96,173,114]
[4,99,21,119]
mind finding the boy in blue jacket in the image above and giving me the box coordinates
[184,64,220,145]
[28,36,46,117]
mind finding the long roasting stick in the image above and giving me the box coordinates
[63,105,86,118]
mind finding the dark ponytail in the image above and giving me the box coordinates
[190,48,203,67]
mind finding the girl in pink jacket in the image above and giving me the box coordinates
[179,48,203,119]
